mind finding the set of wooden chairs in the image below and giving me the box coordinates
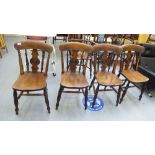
[12,40,149,115]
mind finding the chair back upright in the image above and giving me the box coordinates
[120,44,144,71]
[59,42,92,75]
[14,41,53,76]
[92,44,122,74]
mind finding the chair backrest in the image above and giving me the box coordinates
[59,42,93,75]
[120,44,144,71]
[92,44,122,74]
[14,41,53,76]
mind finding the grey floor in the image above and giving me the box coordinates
[0,35,155,121]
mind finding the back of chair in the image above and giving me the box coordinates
[14,41,53,76]
[120,44,144,71]
[92,44,122,74]
[59,42,93,75]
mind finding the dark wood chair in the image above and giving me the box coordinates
[56,42,93,110]
[12,41,53,115]
[119,44,149,103]
[89,44,123,107]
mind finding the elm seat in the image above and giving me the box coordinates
[96,72,123,86]
[12,72,47,91]
[121,70,149,83]
[61,72,89,88]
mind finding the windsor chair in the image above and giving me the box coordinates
[119,44,149,103]
[12,41,53,115]
[89,44,123,107]
[56,42,93,110]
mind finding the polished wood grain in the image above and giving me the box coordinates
[12,72,47,91]
[12,41,53,115]
[14,41,52,53]
[61,72,89,88]
[120,44,149,103]
[96,72,123,86]
[56,42,93,110]
[121,70,149,83]
[89,43,123,106]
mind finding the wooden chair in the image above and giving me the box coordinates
[119,44,149,103]
[89,44,123,107]
[56,42,93,110]
[12,41,53,115]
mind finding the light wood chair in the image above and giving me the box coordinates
[12,41,53,115]
[89,44,123,107]
[56,42,93,110]
[119,44,149,103]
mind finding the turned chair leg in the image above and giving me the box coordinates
[84,87,88,110]
[116,85,121,106]
[0,49,2,58]
[146,84,152,97]
[89,76,96,90]
[13,89,19,115]
[89,59,92,79]
[92,84,100,108]
[56,85,64,110]
[120,81,130,103]
[43,88,50,113]
[139,82,147,101]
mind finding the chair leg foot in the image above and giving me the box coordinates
[89,59,92,79]
[13,89,19,115]
[56,85,64,110]
[139,83,146,101]
[120,81,130,103]
[116,85,121,106]
[84,87,88,110]
[44,88,50,113]
[92,84,100,108]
